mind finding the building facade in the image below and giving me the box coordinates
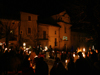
[20,12,38,48]
[0,11,72,51]
[52,11,72,50]
[37,23,60,50]
[38,11,72,50]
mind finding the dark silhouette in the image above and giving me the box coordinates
[67,57,75,75]
[50,57,68,75]
[94,53,100,75]
[75,52,91,75]
[50,58,61,75]
[35,57,48,75]
[22,55,35,75]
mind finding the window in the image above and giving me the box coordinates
[28,16,31,21]
[55,38,57,46]
[20,30,23,34]
[43,31,46,39]
[65,27,66,33]
[10,30,14,34]
[28,28,31,34]
[63,36,68,41]
[55,31,56,34]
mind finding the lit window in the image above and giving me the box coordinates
[28,28,31,34]
[63,36,67,41]
[28,16,31,21]
[10,30,14,34]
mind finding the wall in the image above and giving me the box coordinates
[38,23,60,49]
[57,22,72,50]
[51,11,72,50]
[37,23,49,48]
[48,25,60,49]
[20,12,38,47]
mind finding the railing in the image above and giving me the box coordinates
[38,38,48,40]
[9,35,17,41]
[38,34,48,40]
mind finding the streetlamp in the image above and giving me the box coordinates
[83,48,85,52]
[23,42,26,50]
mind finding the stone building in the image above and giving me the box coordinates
[38,11,72,50]
[0,10,72,51]
[19,12,38,48]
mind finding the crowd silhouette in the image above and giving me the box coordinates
[0,47,100,75]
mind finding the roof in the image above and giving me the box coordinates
[38,16,61,27]
[57,20,71,24]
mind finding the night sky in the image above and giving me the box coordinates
[0,0,100,24]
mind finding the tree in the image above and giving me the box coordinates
[0,20,18,48]
[59,0,100,49]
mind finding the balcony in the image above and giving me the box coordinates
[37,34,48,40]
[37,38,48,40]
[9,35,17,41]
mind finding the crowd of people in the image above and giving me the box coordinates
[0,47,100,75]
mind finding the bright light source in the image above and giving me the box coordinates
[96,50,98,53]
[65,60,68,64]
[45,46,48,50]
[52,50,54,53]
[26,48,29,50]
[32,65,35,69]
[10,30,13,33]
[30,63,32,67]
[73,54,75,57]
[23,42,26,46]
[28,57,30,61]
[83,48,85,52]
[77,48,82,53]
[9,49,11,51]
[92,45,95,50]
[34,55,38,58]
[5,48,7,51]
[62,51,64,53]
[29,51,31,54]
[23,47,26,50]
[90,52,93,54]
[0,42,2,45]
[82,52,85,58]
